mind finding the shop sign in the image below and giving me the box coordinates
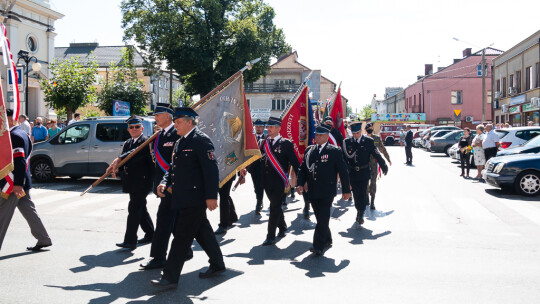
[371,113,426,122]
[522,103,539,112]
[509,105,521,115]
[510,94,526,105]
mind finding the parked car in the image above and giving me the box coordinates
[497,134,540,157]
[496,126,540,149]
[449,143,459,160]
[430,130,464,155]
[483,153,540,196]
[30,116,156,182]
[421,128,459,148]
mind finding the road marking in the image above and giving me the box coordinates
[497,199,540,227]
[452,198,501,223]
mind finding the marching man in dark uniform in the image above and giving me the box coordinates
[248,119,267,215]
[342,122,388,226]
[112,116,154,250]
[151,107,225,288]
[260,117,299,246]
[365,122,392,210]
[296,124,351,255]
[324,117,344,148]
[1,109,52,252]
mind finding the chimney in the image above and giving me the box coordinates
[463,48,472,57]
[425,64,433,76]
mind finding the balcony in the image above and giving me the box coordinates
[245,83,301,93]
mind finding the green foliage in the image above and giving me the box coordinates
[171,86,194,107]
[121,0,290,96]
[346,104,353,116]
[97,47,151,115]
[40,56,98,120]
[359,105,377,121]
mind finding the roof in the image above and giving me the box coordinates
[55,43,146,67]
[472,47,504,56]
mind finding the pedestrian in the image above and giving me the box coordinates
[324,117,344,148]
[504,123,511,128]
[151,107,225,288]
[259,116,299,246]
[18,114,31,135]
[458,127,473,177]
[1,109,52,252]
[365,122,391,210]
[472,125,486,180]
[342,122,388,226]
[109,116,154,250]
[47,119,62,139]
[404,124,413,165]
[482,124,500,162]
[425,130,432,151]
[68,113,81,125]
[399,128,405,146]
[248,119,267,215]
[528,121,534,126]
[31,117,48,143]
[214,176,239,235]
[296,124,351,256]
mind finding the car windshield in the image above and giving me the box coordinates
[523,134,540,147]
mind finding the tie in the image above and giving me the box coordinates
[313,146,320,159]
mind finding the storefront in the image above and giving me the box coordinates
[509,105,522,127]
[523,103,540,126]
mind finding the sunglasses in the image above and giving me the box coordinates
[128,125,141,129]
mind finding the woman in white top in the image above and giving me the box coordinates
[472,124,486,179]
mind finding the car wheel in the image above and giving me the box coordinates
[385,137,395,146]
[31,158,54,182]
[514,170,540,196]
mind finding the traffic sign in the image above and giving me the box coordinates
[453,109,462,122]
[7,68,23,92]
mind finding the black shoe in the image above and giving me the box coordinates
[26,244,51,251]
[277,229,286,238]
[137,236,153,244]
[356,212,365,225]
[214,226,227,235]
[309,247,322,256]
[348,197,352,202]
[281,202,288,211]
[303,208,310,219]
[150,277,177,288]
[140,258,166,270]
[255,201,263,215]
[199,266,226,278]
[370,204,376,210]
[262,238,275,246]
[116,242,136,250]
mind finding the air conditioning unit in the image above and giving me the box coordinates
[501,104,509,113]
[465,116,474,122]
[495,91,502,99]
[508,87,517,96]
[531,97,540,107]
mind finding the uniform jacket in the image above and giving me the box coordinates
[161,128,219,209]
[297,143,351,200]
[0,126,32,191]
[369,134,391,169]
[342,135,388,181]
[247,133,267,176]
[118,135,153,193]
[405,130,413,146]
[259,136,299,191]
[330,127,344,148]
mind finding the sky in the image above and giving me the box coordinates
[50,0,540,111]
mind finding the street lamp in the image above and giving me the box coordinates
[17,49,42,116]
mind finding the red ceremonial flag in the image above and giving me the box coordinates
[280,85,309,163]
[329,87,346,137]
[0,85,13,180]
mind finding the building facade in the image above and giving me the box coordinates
[405,48,502,126]
[383,88,405,114]
[371,94,386,114]
[1,0,63,120]
[492,30,540,127]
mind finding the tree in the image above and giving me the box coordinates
[359,105,377,121]
[171,86,194,108]
[40,56,98,121]
[121,0,290,96]
[97,47,151,115]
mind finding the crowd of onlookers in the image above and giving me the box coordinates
[17,112,82,143]
[457,123,503,181]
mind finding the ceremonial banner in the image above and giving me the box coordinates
[280,85,309,163]
[195,73,261,187]
[1,23,21,120]
[329,87,346,137]
[0,82,13,180]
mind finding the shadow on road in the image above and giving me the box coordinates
[484,188,540,201]
[46,268,243,304]
[288,214,315,236]
[366,209,395,221]
[338,225,391,245]
[69,249,144,273]
[0,250,42,261]
[235,212,268,229]
[290,255,350,278]
[331,199,352,219]
[226,240,311,265]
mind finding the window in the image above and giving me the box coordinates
[526,67,532,91]
[496,80,501,93]
[96,123,130,142]
[509,74,514,89]
[515,130,540,141]
[516,70,521,93]
[502,77,507,97]
[165,78,169,89]
[94,74,104,85]
[159,78,163,88]
[246,99,251,109]
[487,91,492,104]
[413,95,416,105]
[26,35,38,53]
[58,124,90,144]
[536,62,539,88]
[271,99,289,110]
[451,91,462,104]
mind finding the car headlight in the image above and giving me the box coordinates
[493,163,505,174]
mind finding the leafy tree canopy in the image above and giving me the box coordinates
[121,0,290,96]
[359,105,377,121]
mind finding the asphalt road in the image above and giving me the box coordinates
[1,146,539,303]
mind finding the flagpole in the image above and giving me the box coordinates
[280,71,313,119]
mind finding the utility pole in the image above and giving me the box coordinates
[482,48,486,122]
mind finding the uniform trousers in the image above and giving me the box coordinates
[368,165,378,197]
[351,178,370,217]
[150,194,176,261]
[310,198,333,250]
[405,146,413,163]
[264,186,287,240]
[163,206,224,283]
[0,193,51,250]
[218,179,238,228]
[124,192,154,245]
[250,170,264,202]
[302,190,310,211]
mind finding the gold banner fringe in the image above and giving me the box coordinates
[0,162,14,181]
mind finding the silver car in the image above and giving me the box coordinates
[30,116,155,182]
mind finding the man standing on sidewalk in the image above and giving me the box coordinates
[482,124,500,161]
[404,124,413,165]
[1,109,52,252]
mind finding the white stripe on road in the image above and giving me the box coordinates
[497,199,540,227]
[452,198,501,224]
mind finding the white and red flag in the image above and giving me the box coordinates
[329,87,346,138]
